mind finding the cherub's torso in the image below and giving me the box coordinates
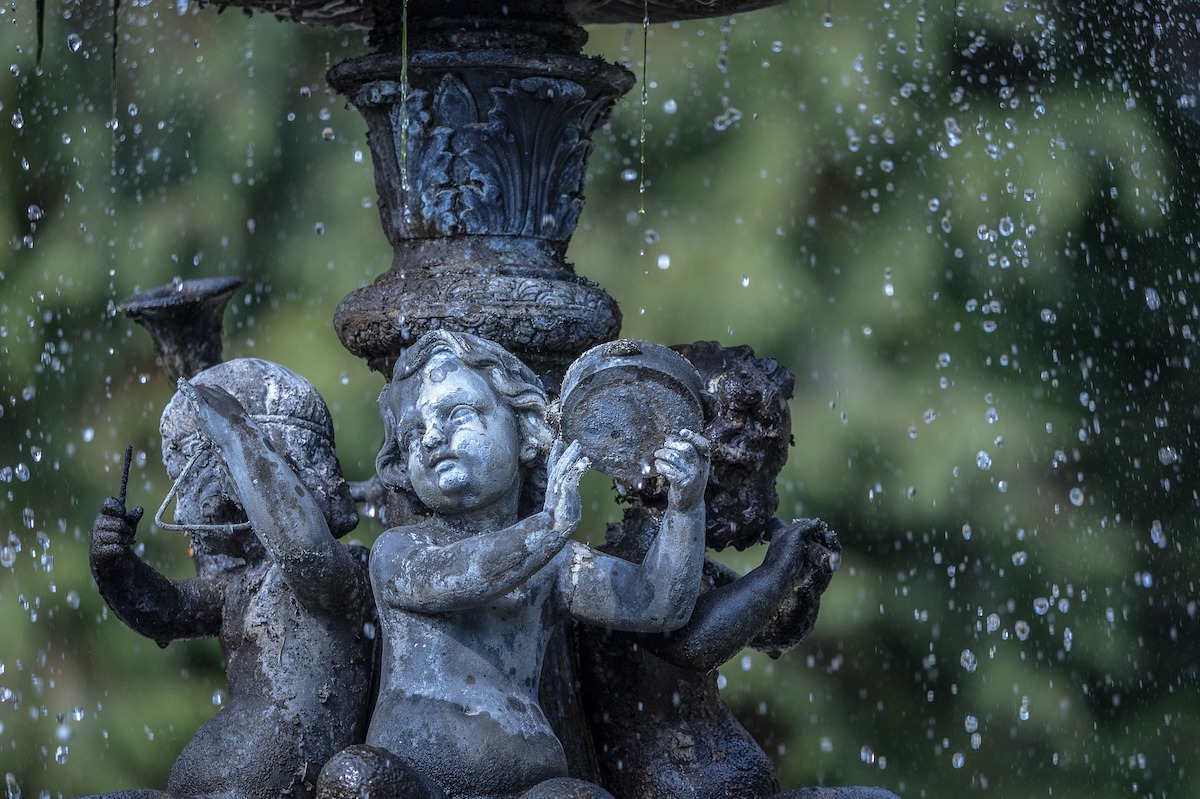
[367,523,570,798]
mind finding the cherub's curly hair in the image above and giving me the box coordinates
[376,331,553,519]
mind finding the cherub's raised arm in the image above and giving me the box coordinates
[647,518,837,671]
[374,441,590,613]
[563,431,709,632]
[90,496,223,646]
[180,381,361,616]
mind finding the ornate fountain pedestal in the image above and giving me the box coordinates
[327,15,630,378]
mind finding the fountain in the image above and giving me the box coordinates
[4,0,1199,797]
[57,1,908,795]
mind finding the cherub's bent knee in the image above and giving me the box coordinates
[315,745,444,799]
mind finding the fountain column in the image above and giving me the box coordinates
[327,12,633,380]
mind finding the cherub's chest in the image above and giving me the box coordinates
[486,565,557,620]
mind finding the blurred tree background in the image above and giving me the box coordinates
[2,0,1198,797]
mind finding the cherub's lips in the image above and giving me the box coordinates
[428,451,456,470]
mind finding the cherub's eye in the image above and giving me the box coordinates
[448,405,478,427]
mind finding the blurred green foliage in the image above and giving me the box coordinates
[2,1,1198,797]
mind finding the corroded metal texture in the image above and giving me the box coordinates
[559,339,705,485]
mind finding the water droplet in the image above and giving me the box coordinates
[7,772,22,798]
[65,590,80,609]
[10,111,24,130]
[964,715,979,733]
[621,168,638,183]
[0,547,15,569]
[212,689,225,706]
[71,705,85,722]
[976,451,992,470]
[927,197,940,212]
[937,352,951,367]
[944,116,963,147]
[952,752,965,768]
[740,274,750,287]
[1145,287,1161,310]
[662,98,677,114]
[986,613,1000,633]
[1014,619,1030,640]
[1068,487,1084,507]
[54,746,68,765]
[657,254,671,270]
[960,649,977,672]
[1040,308,1057,323]
[821,11,834,27]
[1033,597,1050,615]
[923,408,937,424]
[1158,446,1178,465]
[321,127,335,141]
[66,33,83,52]
[961,523,971,540]
[1150,519,1166,548]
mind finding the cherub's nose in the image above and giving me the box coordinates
[421,423,445,449]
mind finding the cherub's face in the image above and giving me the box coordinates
[398,353,522,515]
[161,424,246,530]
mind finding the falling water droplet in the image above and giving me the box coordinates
[959,649,977,673]
[67,33,83,53]
[1068,487,1084,506]
[975,451,992,470]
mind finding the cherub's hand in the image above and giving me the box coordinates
[801,519,840,594]
[176,380,254,449]
[654,428,710,510]
[762,517,839,592]
[544,439,590,535]
[90,496,144,566]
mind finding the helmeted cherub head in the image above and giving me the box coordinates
[159,358,358,551]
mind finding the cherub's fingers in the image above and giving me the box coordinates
[677,428,711,457]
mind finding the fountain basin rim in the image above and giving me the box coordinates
[201,0,790,32]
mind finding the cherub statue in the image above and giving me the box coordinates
[87,358,376,799]
[316,330,710,799]
[576,341,842,799]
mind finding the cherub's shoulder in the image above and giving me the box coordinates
[371,522,440,555]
